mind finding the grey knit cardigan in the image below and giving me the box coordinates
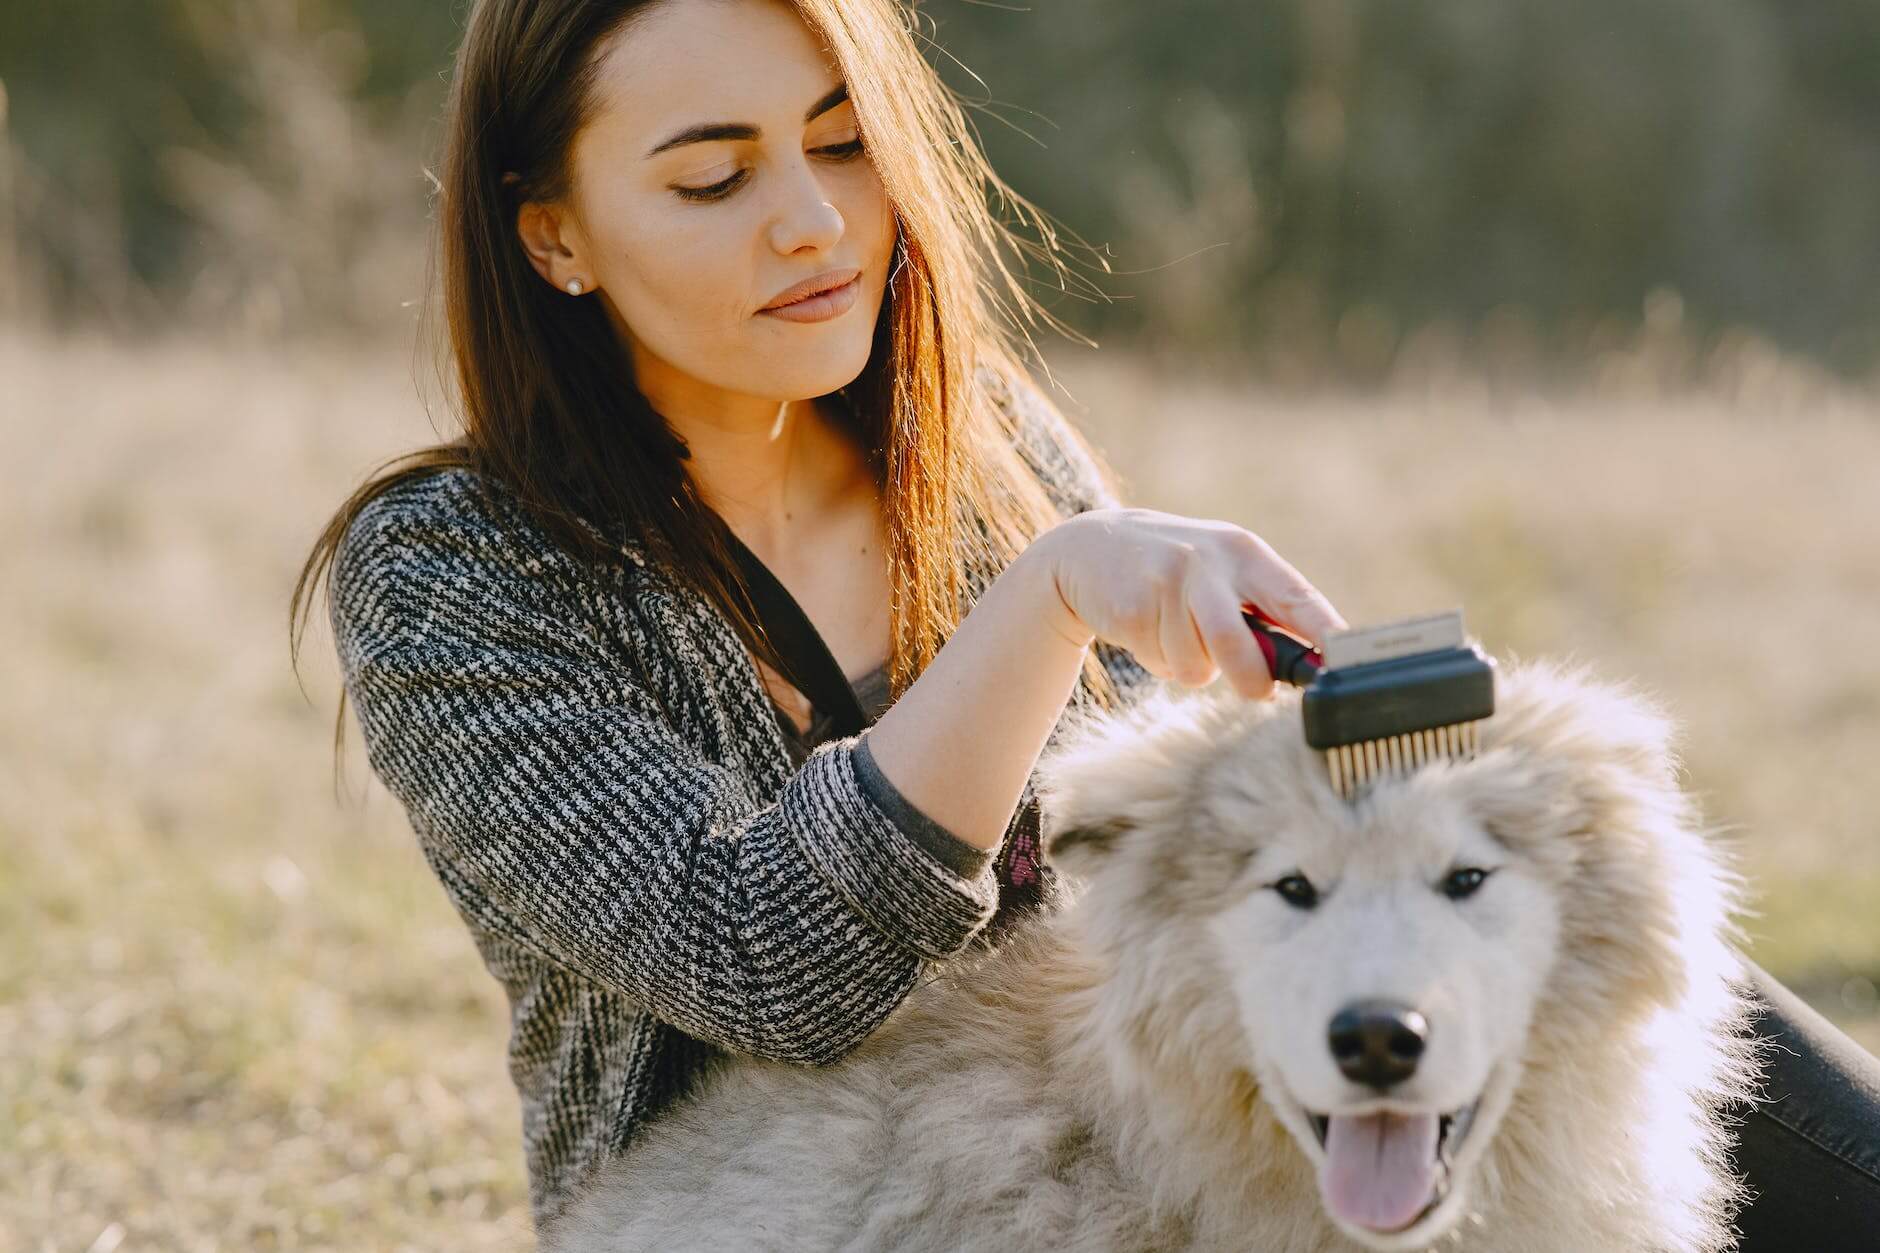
[326,374,1159,1232]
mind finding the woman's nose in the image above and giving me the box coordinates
[766,162,846,255]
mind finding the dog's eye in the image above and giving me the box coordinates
[1272,874,1319,910]
[1440,867,1492,900]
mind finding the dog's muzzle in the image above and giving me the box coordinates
[1304,1000,1481,1236]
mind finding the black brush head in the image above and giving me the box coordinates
[1300,643,1497,750]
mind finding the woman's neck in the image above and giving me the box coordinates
[665,393,866,556]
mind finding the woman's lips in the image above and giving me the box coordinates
[756,275,861,323]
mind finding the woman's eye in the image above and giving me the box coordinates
[674,169,750,202]
[1272,873,1319,910]
[1440,867,1492,900]
[672,136,865,203]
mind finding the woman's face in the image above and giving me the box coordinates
[526,0,898,412]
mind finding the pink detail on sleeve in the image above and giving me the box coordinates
[1007,825,1039,888]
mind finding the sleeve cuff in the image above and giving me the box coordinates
[781,737,1000,960]
[852,735,994,879]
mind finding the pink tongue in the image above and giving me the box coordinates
[1320,1111,1440,1232]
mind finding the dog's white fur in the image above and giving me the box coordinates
[543,658,1761,1252]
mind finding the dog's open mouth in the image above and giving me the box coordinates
[1304,1098,1480,1236]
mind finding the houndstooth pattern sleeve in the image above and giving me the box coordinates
[327,476,1002,1067]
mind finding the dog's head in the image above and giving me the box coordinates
[1037,656,1741,1250]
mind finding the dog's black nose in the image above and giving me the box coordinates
[1327,1000,1428,1089]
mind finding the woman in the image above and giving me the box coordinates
[289,0,1880,1243]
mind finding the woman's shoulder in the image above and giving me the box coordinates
[336,463,641,587]
[334,464,489,545]
[340,464,541,551]
[328,464,639,650]
[335,468,499,593]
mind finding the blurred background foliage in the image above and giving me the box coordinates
[2,0,1878,384]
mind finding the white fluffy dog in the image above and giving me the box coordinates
[543,658,1760,1252]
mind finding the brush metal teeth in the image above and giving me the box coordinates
[1325,720,1482,801]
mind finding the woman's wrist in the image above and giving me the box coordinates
[1020,521,1098,652]
[857,526,1097,853]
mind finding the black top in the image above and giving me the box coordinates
[768,658,895,763]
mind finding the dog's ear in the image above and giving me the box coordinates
[1030,677,1248,872]
[1464,656,1720,1016]
[1473,657,1682,815]
[1466,659,1685,849]
[1033,686,1219,879]
[1039,808,1137,877]
[1033,703,1149,880]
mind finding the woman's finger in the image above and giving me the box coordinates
[1232,532,1349,644]
[1158,556,1217,686]
[1190,574,1275,699]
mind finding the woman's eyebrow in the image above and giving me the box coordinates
[644,83,850,158]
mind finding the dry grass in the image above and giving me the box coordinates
[3,326,1875,1249]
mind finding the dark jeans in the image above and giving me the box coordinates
[1731,960,1880,1250]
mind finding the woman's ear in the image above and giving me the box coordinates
[515,197,589,292]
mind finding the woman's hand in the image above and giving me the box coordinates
[1033,507,1349,699]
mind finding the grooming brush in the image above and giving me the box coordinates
[1238,606,1498,801]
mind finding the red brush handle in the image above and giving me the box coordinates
[1241,602,1325,688]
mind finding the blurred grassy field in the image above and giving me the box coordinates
[3,326,1875,1250]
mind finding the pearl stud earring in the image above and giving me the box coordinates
[566,278,584,295]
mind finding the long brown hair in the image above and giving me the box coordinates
[289,0,1129,772]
